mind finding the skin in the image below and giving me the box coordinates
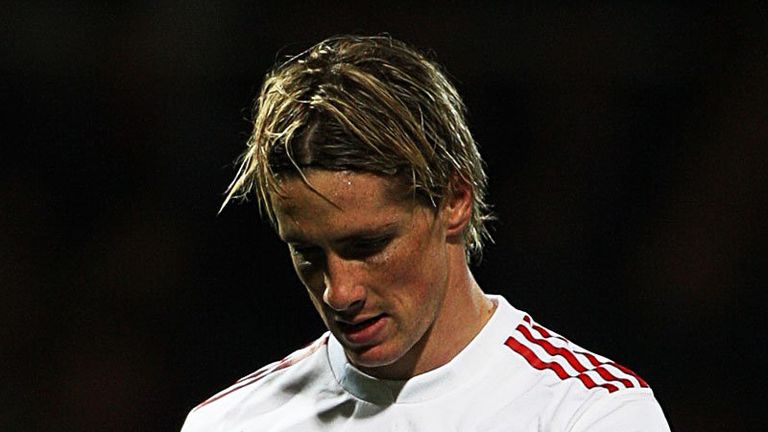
[271,169,495,379]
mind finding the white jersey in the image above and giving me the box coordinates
[181,295,670,431]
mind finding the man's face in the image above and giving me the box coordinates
[271,170,452,378]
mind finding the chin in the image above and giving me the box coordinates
[346,343,405,371]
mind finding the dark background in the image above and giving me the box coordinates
[3,2,766,431]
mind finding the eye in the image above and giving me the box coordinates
[290,245,323,266]
[346,236,392,259]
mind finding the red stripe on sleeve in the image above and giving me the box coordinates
[531,322,570,344]
[505,336,619,393]
[517,325,635,389]
[611,361,649,388]
[576,348,648,388]
[193,375,265,411]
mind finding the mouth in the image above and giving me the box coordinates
[335,314,387,345]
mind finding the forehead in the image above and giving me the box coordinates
[271,170,415,238]
[274,170,402,207]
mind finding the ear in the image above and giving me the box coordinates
[442,177,473,239]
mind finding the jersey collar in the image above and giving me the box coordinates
[327,295,523,404]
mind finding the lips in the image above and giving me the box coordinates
[336,314,387,345]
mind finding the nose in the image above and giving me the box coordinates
[322,252,366,313]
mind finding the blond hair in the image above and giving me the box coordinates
[223,35,492,261]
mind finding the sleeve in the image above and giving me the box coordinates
[568,390,671,432]
[179,408,215,432]
[179,410,199,432]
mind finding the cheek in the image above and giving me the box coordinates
[295,265,330,323]
[377,234,443,296]
[291,259,325,300]
[305,285,326,317]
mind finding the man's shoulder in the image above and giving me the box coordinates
[500,311,650,394]
[483,298,668,430]
[180,334,331,431]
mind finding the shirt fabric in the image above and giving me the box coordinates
[181,295,670,431]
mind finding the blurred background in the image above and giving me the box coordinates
[2,2,766,431]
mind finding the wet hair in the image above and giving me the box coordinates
[223,34,492,261]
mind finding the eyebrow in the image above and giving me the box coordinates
[281,222,399,245]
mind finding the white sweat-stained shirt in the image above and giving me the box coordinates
[181,295,670,431]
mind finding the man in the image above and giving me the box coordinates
[182,35,670,431]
